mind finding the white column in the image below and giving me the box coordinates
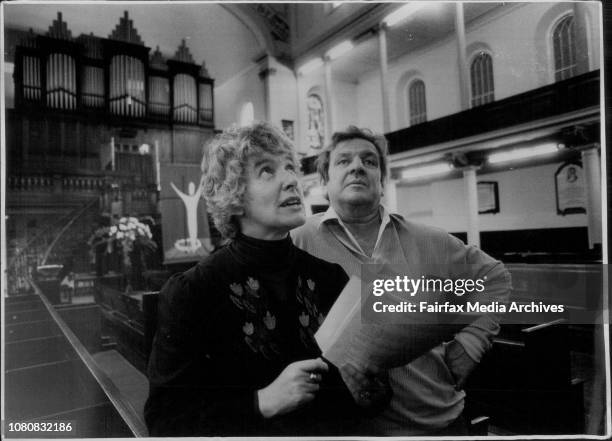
[384,179,398,213]
[581,146,602,248]
[378,24,391,133]
[258,61,276,123]
[323,58,335,140]
[463,166,480,247]
[455,3,470,110]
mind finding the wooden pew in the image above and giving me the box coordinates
[465,319,585,434]
[4,287,147,437]
[92,284,153,373]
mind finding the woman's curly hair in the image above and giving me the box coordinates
[201,121,297,239]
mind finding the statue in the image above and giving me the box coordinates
[170,181,204,253]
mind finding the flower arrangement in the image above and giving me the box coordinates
[89,216,157,268]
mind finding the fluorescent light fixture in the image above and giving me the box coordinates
[383,3,422,27]
[326,40,354,60]
[298,58,323,75]
[488,143,559,164]
[401,162,453,180]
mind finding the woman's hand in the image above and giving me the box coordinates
[257,358,328,418]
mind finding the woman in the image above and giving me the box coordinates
[144,122,357,436]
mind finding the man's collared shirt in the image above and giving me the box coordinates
[292,205,511,435]
[318,205,393,262]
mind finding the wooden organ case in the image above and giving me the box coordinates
[7,12,215,270]
[6,11,216,301]
[9,12,214,182]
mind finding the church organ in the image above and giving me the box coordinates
[13,12,214,126]
[6,11,216,290]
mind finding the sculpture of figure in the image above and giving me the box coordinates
[171,181,203,252]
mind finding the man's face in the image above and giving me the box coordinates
[326,138,383,211]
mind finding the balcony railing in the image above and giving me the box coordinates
[386,70,600,155]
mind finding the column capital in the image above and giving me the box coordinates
[460,165,481,173]
[446,152,482,171]
[258,67,277,81]
[375,22,388,33]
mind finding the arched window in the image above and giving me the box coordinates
[239,102,254,126]
[407,79,427,125]
[307,93,325,150]
[470,52,495,107]
[553,15,576,81]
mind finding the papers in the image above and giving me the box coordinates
[315,276,407,370]
[315,276,462,370]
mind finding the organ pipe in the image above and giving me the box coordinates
[23,56,41,101]
[149,76,169,116]
[109,55,145,117]
[45,53,76,109]
[17,38,211,124]
[173,73,196,123]
[82,66,104,107]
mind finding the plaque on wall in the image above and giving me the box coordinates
[555,162,586,215]
[478,181,499,214]
[159,164,213,264]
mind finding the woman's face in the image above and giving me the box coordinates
[238,151,305,240]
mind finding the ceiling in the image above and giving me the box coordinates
[328,3,502,82]
[3,3,265,87]
[4,2,503,86]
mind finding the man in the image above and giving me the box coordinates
[292,126,511,435]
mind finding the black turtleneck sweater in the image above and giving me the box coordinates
[144,233,354,436]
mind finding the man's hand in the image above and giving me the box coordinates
[339,363,392,412]
[257,358,328,418]
[445,339,478,390]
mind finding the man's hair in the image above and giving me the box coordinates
[315,126,388,184]
[201,121,297,239]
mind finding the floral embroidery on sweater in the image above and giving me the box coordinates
[228,275,325,358]
[229,277,279,359]
[296,276,325,350]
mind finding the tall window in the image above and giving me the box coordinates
[307,93,325,150]
[553,15,576,81]
[408,79,427,125]
[239,102,254,126]
[470,52,495,107]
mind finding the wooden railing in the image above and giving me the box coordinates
[5,280,148,436]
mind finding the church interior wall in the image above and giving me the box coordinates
[355,74,385,132]
[214,62,266,128]
[331,78,360,132]
[2,3,606,436]
[328,2,600,135]
[397,162,588,234]
[388,37,462,130]
[464,3,545,99]
[267,58,299,134]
